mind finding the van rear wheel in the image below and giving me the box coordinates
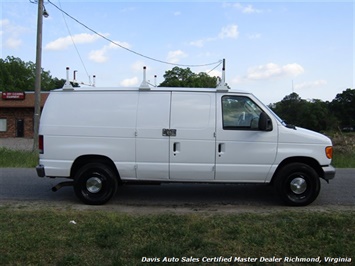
[274,163,320,206]
[74,163,118,205]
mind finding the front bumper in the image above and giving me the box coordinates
[36,164,45,177]
[322,165,336,180]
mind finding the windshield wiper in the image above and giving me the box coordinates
[286,124,296,129]
[283,120,296,129]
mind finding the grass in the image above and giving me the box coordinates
[0,147,38,168]
[0,209,354,265]
[329,132,355,168]
[332,150,355,168]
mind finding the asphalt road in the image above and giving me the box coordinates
[0,168,354,212]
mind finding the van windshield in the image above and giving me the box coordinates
[265,105,287,126]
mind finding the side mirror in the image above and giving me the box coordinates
[259,112,272,131]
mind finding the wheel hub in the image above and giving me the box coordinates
[86,176,102,193]
[290,177,307,194]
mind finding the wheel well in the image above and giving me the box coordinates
[70,155,120,181]
[271,157,323,184]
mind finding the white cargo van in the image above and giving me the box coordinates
[36,79,335,206]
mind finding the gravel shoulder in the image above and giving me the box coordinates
[0,138,34,151]
[1,199,354,215]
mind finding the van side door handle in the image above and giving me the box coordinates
[218,143,225,156]
[173,142,180,155]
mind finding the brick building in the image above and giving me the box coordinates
[0,92,49,138]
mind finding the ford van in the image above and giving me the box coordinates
[36,73,335,206]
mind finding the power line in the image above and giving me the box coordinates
[47,0,222,68]
[207,60,223,74]
[57,0,91,83]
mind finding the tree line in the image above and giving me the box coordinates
[269,90,354,132]
[0,56,66,91]
[159,67,354,132]
[1,57,353,132]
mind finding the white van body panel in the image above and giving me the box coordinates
[276,125,332,165]
[38,87,334,185]
[40,91,139,178]
[170,92,216,181]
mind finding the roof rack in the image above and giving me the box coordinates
[62,67,74,91]
[216,59,229,92]
[139,66,151,90]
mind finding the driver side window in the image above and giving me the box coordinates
[222,96,263,130]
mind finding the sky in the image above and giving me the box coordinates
[1,0,354,104]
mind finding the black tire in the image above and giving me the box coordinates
[74,163,118,205]
[274,163,320,206]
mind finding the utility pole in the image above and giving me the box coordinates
[33,0,45,152]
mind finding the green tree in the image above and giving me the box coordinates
[271,92,306,126]
[301,99,336,132]
[270,92,337,132]
[159,67,217,88]
[0,56,33,91]
[330,88,355,128]
[0,56,58,92]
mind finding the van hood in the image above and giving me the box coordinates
[278,125,332,145]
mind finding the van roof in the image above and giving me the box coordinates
[52,86,250,94]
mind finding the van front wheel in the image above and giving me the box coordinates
[274,163,320,206]
[74,163,118,205]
